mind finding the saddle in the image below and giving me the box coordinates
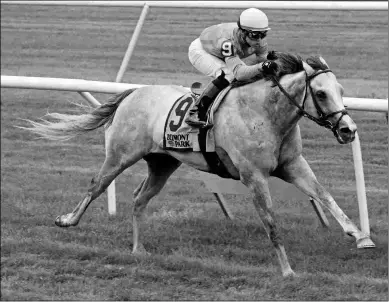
[162,83,233,178]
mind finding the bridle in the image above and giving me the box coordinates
[271,69,348,135]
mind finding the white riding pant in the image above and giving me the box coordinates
[188,38,234,82]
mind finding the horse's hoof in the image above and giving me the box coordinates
[357,237,376,249]
[55,214,76,227]
[55,216,68,227]
[282,269,297,278]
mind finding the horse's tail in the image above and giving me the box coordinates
[18,88,137,141]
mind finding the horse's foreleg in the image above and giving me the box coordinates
[278,155,375,248]
[241,170,295,277]
[132,155,181,255]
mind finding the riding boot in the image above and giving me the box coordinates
[185,72,230,128]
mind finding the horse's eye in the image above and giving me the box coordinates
[316,91,326,99]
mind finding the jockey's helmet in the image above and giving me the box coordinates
[238,8,271,32]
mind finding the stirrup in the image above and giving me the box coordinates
[185,118,213,129]
[186,119,207,128]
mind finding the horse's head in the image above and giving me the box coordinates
[302,57,356,144]
[267,51,356,144]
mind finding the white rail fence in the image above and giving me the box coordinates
[1,1,387,236]
[2,76,388,113]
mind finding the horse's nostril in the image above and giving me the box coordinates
[339,127,352,134]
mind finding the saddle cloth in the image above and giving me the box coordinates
[162,86,232,152]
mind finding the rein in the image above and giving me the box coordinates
[271,69,348,134]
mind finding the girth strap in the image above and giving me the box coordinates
[198,127,232,179]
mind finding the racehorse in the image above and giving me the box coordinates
[19,51,375,277]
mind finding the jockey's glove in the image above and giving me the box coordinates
[262,60,278,75]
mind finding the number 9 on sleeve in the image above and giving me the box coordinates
[221,41,234,57]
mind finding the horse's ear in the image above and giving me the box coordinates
[302,61,314,74]
[319,57,330,69]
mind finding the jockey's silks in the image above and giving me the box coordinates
[199,23,268,62]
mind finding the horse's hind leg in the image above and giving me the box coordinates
[55,147,145,227]
[132,154,181,255]
[277,155,375,248]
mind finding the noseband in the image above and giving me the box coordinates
[271,69,348,135]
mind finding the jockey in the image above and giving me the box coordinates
[185,8,278,128]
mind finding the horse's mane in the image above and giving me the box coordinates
[231,51,329,88]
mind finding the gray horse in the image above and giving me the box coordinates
[20,51,375,277]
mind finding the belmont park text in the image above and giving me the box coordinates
[166,133,191,147]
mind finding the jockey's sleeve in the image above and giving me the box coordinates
[225,56,264,81]
[242,52,267,65]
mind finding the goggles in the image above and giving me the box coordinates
[246,30,268,40]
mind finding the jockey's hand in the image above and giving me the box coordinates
[262,60,278,75]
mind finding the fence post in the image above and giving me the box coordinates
[351,131,370,236]
[115,3,150,83]
[78,91,100,107]
[106,132,117,215]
